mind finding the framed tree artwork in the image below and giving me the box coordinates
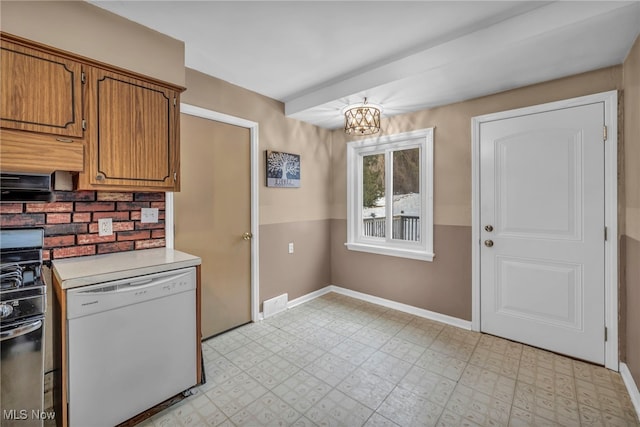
[266,150,300,188]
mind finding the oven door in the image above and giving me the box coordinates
[1,316,45,427]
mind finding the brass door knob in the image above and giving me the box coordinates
[242,232,253,241]
[484,240,494,247]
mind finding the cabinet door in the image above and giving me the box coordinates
[86,69,178,190]
[1,39,84,138]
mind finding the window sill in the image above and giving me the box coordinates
[345,242,435,262]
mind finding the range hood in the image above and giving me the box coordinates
[0,172,54,202]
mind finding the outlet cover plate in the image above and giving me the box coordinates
[141,208,159,223]
[98,218,113,236]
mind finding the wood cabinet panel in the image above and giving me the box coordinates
[79,68,179,191]
[0,130,84,173]
[1,38,84,138]
[1,33,184,191]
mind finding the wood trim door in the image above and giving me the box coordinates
[166,104,260,331]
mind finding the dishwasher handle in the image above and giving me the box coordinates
[74,270,192,296]
[67,268,196,320]
[117,278,154,292]
[74,280,154,295]
[77,278,158,294]
[0,319,42,342]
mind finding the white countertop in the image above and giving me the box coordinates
[53,248,201,290]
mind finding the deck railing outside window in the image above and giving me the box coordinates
[362,215,420,241]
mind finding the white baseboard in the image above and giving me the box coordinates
[327,285,472,330]
[620,363,640,420]
[270,284,471,330]
[288,287,334,309]
[257,287,332,320]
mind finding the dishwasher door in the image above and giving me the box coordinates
[66,267,197,427]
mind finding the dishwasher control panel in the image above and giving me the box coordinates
[66,267,196,320]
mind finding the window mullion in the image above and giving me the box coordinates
[357,153,364,240]
[385,149,393,243]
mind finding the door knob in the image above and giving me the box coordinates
[484,225,494,232]
[484,240,494,247]
[242,232,253,241]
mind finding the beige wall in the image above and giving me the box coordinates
[260,220,332,305]
[330,66,623,320]
[623,35,640,387]
[625,37,640,242]
[0,1,185,86]
[332,222,472,320]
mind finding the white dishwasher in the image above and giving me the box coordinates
[66,267,197,427]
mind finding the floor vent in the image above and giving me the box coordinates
[263,293,288,319]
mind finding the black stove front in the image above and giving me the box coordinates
[1,228,46,322]
[1,249,43,290]
[1,228,47,426]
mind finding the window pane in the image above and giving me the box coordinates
[392,148,420,241]
[362,153,385,238]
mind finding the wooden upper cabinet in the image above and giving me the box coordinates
[1,38,85,138]
[0,33,184,190]
[79,68,179,191]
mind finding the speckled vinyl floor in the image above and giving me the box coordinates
[139,292,639,426]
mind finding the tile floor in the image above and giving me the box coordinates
[139,292,639,426]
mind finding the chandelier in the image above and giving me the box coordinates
[344,98,381,135]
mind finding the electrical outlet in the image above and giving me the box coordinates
[288,242,294,254]
[98,218,112,236]
[141,208,159,223]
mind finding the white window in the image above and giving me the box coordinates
[346,128,434,261]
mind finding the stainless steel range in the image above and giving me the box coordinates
[1,228,47,427]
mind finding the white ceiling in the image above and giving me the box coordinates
[90,1,640,129]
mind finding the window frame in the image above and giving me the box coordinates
[346,128,434,261]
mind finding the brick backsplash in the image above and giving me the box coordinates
[0,191,165,261]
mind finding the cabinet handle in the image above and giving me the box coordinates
[96,173,105,181]
[56,138,74,143]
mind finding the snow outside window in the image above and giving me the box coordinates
[346,128,434,261]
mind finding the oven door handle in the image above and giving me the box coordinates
[0,319,42,341]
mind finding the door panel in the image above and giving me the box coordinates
[496,130,582,239]
[480,103,604,364]
[175,114,251,339]
[496,256,581,328]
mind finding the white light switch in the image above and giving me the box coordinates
[288,242,294,254]
[98,218,112,236]
[141,208,159,223]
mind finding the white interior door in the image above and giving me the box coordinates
[480,102,605,364]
